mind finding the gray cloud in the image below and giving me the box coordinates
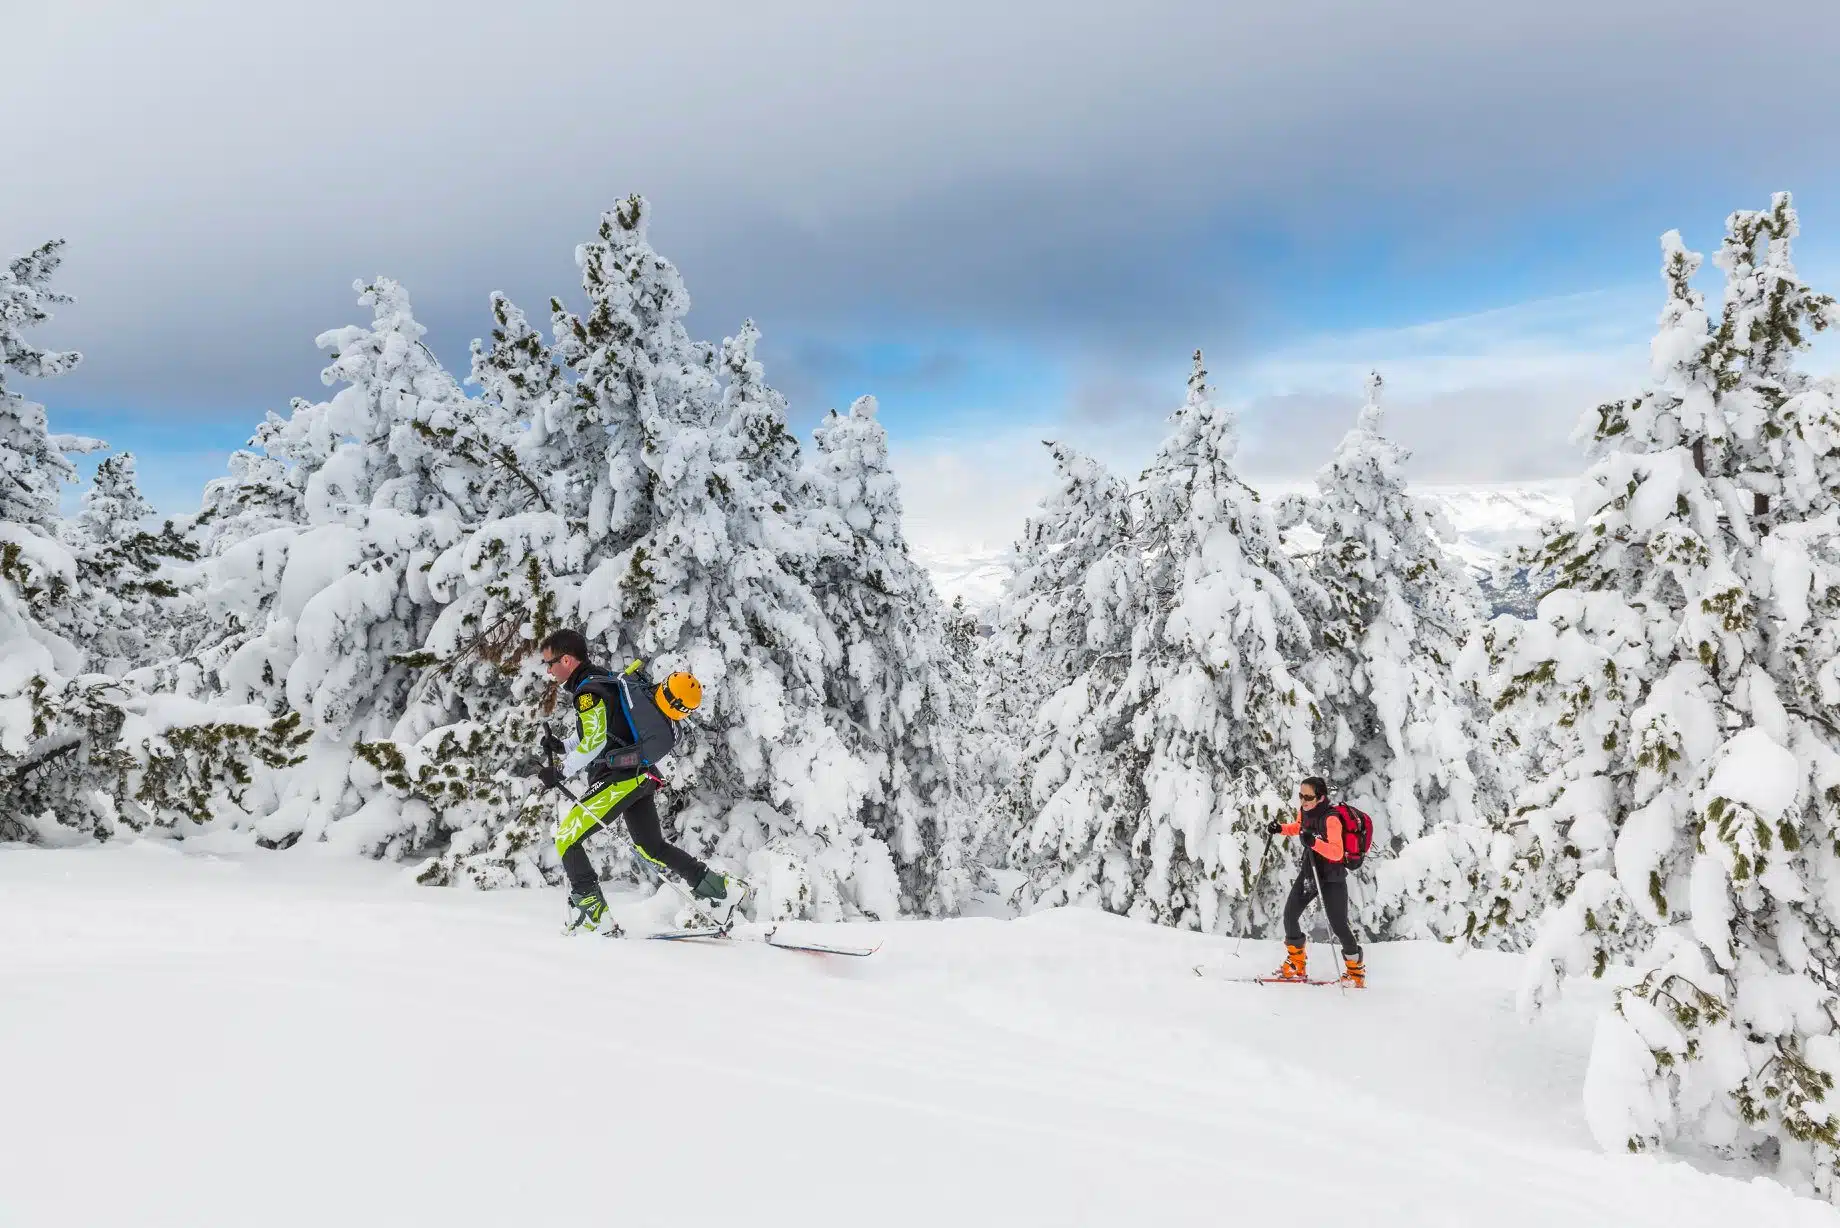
[1065,370,1173,428]
[5,0,1837,436]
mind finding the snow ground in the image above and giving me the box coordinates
[5,842,1834,1228]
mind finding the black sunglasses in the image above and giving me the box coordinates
[1299,790,1319,802]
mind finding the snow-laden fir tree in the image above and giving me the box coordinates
[181,277,505,856]
[549,195,692,548]
[1,241,83,530]
[991,442,1132,724]
[1,241,300,845]
[1015,353,1317,933]
[74,451,154,537]
[415,201,933,920]
[375,289,586,888]
[0,239,91,840]
[597,328,892,921]
[808,393,982,915]
[410,201,747,892]
[995,441,1137,910]
[1282,373,1506,941]
[192,450,305,555]
[107,196,982,921]
[60,452,203,673]
[1463,196,1840,1195]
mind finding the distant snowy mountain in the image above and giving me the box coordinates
[909,542,1014,614]
[914,481,1574,615]
[1419,481,1574,572]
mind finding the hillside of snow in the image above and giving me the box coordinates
[917,481,1574,612]
[5,840,1832,1228]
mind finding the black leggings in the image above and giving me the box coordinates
[559,786,709,896]
[1282,864,1361,957]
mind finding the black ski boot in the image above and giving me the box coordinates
[690,869,748,926]
[563,890,619,936]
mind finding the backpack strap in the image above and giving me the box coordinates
[610,673,647,762]
[573,671,643,768]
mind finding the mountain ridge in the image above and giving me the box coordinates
[917,480,1576,613]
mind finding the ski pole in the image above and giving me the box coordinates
[1309,833,1366,989]
[542,732,581,804]
[1233,825,1276,959]
[1309,850,1328,977]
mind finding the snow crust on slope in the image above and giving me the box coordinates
[3,843,1834,1228]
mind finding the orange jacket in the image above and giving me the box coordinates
[1279,806,1345,863]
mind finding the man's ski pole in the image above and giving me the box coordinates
[542,733,581,804]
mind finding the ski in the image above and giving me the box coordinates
[644,926,731,942]
[621,925,880,957]
[1193,965,1342,985]
[764,928,881,958]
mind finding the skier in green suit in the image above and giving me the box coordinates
[533,628,744,934]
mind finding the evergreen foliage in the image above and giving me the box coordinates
[1466,195,1840,1194]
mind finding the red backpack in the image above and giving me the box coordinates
[1335,804,1375,870]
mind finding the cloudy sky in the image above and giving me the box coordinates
[7,0,1839,559]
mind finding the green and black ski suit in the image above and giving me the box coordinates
[553,661,708,897]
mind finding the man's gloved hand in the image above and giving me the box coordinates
[537,764,566,789]
[540,731,565,758]
[1266,820,1283,835]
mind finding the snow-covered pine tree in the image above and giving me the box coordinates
[1465,197,1840,1195]
[192,447,306,555]
[1,241,82,531]
[809,393,980,915]
[549,195,685,549]
[0,239,91,840]
[993,442,1132,724]
[1126,352,1321,932]
[182,277,501,856]
[385,291,581,889]
[1015,353,1316,933]
[1284,373,1506,941]
[607,330,894,921]
[413,198,720,893]
[467,292,568,518]
[418,202,916,920]
[995,441,1138,911]
[62,452,202,672]
[74,451,153,537]
[1,241,299,845]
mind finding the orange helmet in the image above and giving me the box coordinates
[655,672,702,721]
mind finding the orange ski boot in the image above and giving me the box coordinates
[1270,943,1308,982]
[1340,953,1366,989]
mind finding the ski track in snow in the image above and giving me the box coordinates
[4,843,1834,1228]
